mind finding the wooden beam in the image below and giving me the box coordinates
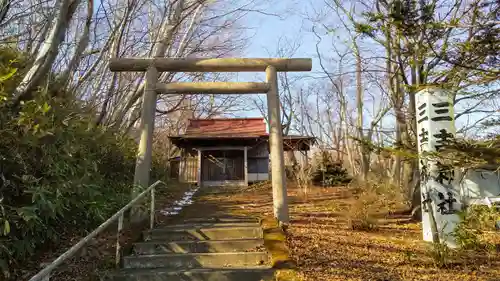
[109,58,312,72]
[197,146,246,151]
[197,150,202,188]
[156,82,269,94]
[244,146,248,187]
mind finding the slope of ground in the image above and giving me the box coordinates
[17,182,191,281]
[184,182,500,281]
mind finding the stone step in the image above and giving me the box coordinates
[133,239,265,254]
[101,267,275,281]
[159,222,261,229]
[143,227,262,241]
[181,217,260,224]
[123,252,269,269]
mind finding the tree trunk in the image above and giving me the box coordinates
[340,96,355,174]
[13,0,80,103]
[354,43,368,181]
[111,0,187,128]
[410,166,422,219]
[57,0,94,92]
[94,0,137,126]
[384,21,403,187]
[393,128,402,188]
[0,0,10,26]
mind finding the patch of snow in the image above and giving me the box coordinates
[159,185,200,216]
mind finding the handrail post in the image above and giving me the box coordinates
[115,213,123,268]
[150,185,155,229]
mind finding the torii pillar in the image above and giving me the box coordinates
[266,66,288,223]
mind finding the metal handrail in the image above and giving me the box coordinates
[28,180,165,281]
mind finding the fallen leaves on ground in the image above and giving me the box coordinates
[190,183,500,281]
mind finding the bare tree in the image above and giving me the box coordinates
[0,0,10,25]
[1,0,268,135]
[302,0,499,217]
[12,0,80,103]
[252,36,304,136]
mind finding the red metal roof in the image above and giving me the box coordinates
[184,118,267,137]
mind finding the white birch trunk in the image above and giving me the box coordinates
[58,0,93,90]
[13,0,80,103]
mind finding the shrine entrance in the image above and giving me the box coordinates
[201,150,245,185]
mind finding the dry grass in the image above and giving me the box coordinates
[33,180,498,281]
[186,182,500,281]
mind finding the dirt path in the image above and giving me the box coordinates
[177,183,500,281]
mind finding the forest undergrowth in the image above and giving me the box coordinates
[0,47,169,280]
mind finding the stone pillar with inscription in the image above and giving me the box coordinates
[416,86,462,247]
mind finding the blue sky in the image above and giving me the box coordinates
[231,0,386,137]
[241,1,318,60]
[232,1,499,137]
[233,0,322,118]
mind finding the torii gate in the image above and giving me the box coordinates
[109,58,312,224]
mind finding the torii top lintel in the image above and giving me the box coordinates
[109,58,312,72]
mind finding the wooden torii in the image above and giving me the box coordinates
[109,58,312,224]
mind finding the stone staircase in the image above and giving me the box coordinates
[102,217,275,281]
